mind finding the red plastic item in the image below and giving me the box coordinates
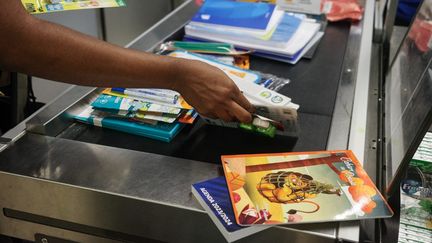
[322,0,364,22]
[408,18,432,53]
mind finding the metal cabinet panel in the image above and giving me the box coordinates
[104,0,173,46]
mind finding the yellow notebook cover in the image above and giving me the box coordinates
[21,0,126,14]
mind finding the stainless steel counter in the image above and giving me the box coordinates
[0,1,376,242]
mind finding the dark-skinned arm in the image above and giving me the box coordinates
[0,0,253,122]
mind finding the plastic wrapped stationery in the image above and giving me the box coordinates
[73,49,297,141]
[184,0,324,64]
[220,150,393,225]
[168,51,299,137]
[73,88,198,142]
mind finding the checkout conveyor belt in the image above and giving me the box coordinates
[58,21,351,164]
[0,0,371,241]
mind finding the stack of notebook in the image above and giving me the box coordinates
[192,150,393,242]
[74,88,198,142]
[184,0,323,64]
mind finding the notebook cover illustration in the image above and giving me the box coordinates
[221,150,393,225]
[22,0,125,14]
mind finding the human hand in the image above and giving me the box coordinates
[173,59,254,123]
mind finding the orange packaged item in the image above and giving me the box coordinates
[322,0,364,22]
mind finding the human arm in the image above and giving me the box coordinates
[0,0,253,122]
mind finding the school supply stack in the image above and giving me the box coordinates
[74,88,197,142]
[155,41,253,69]
[184,0,324,64]
[169,51,299,138]
[192,150,393,242]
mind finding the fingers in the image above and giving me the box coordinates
[228,101,253,123]
[202,101,252,123]
[200,112,217,120]
[190,71,254,123]
[215,109,233,123]
[210,88,253,123]
[233,90,255,113]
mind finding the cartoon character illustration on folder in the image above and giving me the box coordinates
[256,171,342,214]
[222,151,394,225]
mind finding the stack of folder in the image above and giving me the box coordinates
[74,88,198,142]
[192,151,394,242]
[184,0,323,64]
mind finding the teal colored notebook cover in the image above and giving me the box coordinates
[74,108,183,142]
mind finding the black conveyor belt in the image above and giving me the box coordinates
[60,21,351,164]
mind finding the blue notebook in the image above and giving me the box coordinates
[270,14,302,43]
[186,11,321,56]
[186,13,302,47]
[191,177,268,242]
[191,0,276,31]
[183,30,324,64]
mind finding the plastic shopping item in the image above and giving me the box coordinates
[322,0,364,22]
